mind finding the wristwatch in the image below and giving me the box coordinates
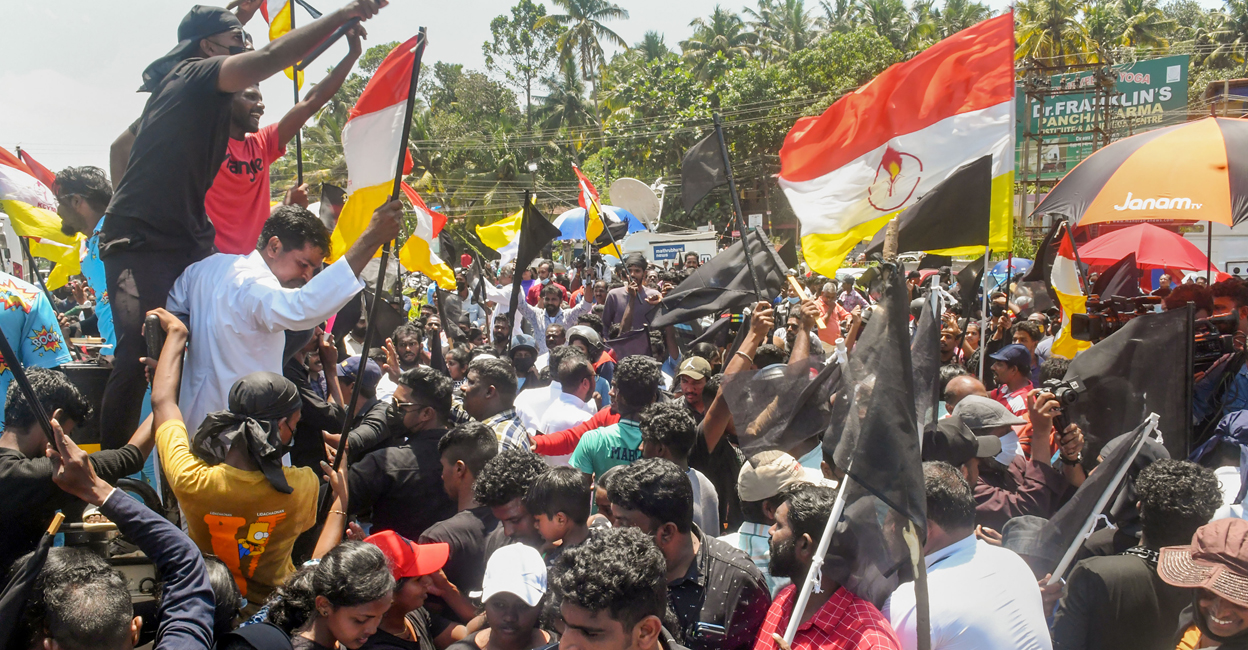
[1060,452,1082,466]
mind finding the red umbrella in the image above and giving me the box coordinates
[1077,223,1210,270]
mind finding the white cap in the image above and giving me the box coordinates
[482,544,547,607]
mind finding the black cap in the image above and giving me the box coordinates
[923,416,1002,466]
[140,5,243,92]
[221,622,292,650]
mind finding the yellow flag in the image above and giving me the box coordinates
[0,200,84,289]
[476,206,524,252]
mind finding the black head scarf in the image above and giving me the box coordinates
[623,252,647,270]
[193,372,303,494]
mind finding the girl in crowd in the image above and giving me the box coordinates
[265,541,395,650]
[446,545,556,650]
[361,531,473,650]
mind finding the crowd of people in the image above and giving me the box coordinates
[11,2,1248,650]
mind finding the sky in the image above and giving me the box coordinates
[0,0,1221,175]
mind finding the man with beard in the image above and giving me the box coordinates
[168,203,400,432]
[386,322,425,377]
[753,485,902,650]
[525,260,568,306]
[55,166,115,350]
[461,357,529,452]
[347,366,457,542]
[490,312,514,357]
[675,357,712,420]
[608,458,770,650]
[602,253,661,358]
[534,324,565,373]
[203,26,362,255]
[510,283,597,356]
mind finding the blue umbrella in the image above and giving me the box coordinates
[552,206,648,241]
[991,258,1033,275]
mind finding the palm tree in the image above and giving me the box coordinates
[860,0,915,51]
[1015,0,1096,66]
[680,5,758,78]
[539,0,630,85]
[931,0,992,38]
[1116,0,1174,48]
[538,59,597,133]
[638,30,670,61]
[818,0,863,33]
[746,0,815,61]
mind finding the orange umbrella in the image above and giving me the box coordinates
[1033,117,1248,227]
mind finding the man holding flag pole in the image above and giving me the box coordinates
[95,0,389,451]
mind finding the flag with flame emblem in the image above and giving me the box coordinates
[778,13,1015,275]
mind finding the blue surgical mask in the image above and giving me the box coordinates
[787,297,800,304]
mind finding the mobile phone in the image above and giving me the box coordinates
[144,314,166,361]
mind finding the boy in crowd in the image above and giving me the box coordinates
[523,466,592,567]
[639,401,721,534]
[473,448,549,548]
[420,422,501,599]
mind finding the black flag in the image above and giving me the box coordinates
[1090,253,1142,298]
[590,212,630,250]
[681,132,727,213]
[1063,307,1192,460]
[864,156,992,256]
[0,513,60,649]
[509,196,562,318]
[777,237,799,269]
[651,229,788,329]
[1022,219,1064,284]
[319,183,346,232]
[823,264,926,608]
[956,253,986,320]
[437,288,466,342]
[722,358,843,456]
[440,231,460,272]
[1031,420,1154,578]
[912,292,941,437]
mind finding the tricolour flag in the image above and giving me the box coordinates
[573,165,622,258]
[398,183,455,288]
[0,148,83,289]
[260,0,304,87]
[328,35,422,263]
[1052,231,1091,359]
[778,13,1014,276]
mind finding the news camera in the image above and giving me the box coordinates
[1070,295,1163,343]
[1194,314,1238,374]
[1041,377,1086,434]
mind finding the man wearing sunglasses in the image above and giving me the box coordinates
[348,366,458,541]
[96,0,388,453]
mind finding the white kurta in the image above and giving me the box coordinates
[168,251,365,433]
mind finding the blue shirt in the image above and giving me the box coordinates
[0,273,72,427]
[80,216,115,349]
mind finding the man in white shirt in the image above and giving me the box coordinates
[485,281,596,355]
[533,353,597,466]
[884,461,1051,650]
[168,201,401,433]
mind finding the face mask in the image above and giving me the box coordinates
[385,404,409,433]
[513,357,536,373]
[541,277,551,285]
[787,297,800,304]
[227,45,247,55]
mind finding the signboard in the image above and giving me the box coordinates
[1016,55,1189,180]
[653,243,686,261]
[748,213,763,229]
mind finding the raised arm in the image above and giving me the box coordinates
[788,298,818,364]
[147,308,189,432]
[217,0,386,94]
[702,302,773,453]
[276,25,364,145]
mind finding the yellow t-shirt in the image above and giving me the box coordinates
[156,419,317,605]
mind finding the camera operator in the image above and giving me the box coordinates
[1193,279,1248,445]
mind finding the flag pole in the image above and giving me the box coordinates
[712,113,764,300]
[290,0,304,187]
[508,190,532,328]
[0,326,55,446]
[783,469,852,644]
[322,28,426,509]
[1046,412,1158,585]
[978,249,990,383]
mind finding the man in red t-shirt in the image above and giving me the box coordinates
[205,26,365,254]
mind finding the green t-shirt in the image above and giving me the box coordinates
[570,420,643,477]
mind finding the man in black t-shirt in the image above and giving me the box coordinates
[420,423,502,615]
[96,0,387,450]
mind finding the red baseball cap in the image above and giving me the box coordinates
[364,531,449,580]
